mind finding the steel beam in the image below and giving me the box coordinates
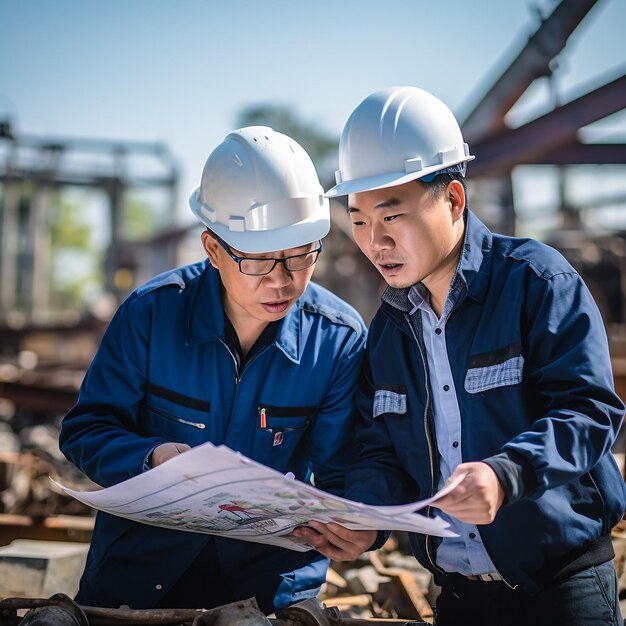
[2,171,177,189]
[469,73,626,175]
[462,0,601,143]
[0,179,20,314]
[517,142,626,165]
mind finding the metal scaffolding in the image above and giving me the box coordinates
[461,0,626,236]
[0,125,179,327]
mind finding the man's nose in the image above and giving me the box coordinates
[263,260,292,286]
[370,223,393,251]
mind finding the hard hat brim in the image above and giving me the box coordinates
[207,217,330,254]
[190,188,330,253]
[325,156,475,198]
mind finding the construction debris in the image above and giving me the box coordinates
[0,449,90,517]
[319,535,435,622]
[0,419,96,545]
[0,425,96,521]
[0,595,430,626]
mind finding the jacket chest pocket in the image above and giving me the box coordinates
[464,343,524,394]
[256,403,316,449]
[139,383,211,446]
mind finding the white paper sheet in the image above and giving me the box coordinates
[54,442,458,552]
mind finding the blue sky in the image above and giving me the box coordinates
[1,0,626,225]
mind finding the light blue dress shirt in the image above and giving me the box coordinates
[408,281,499,576]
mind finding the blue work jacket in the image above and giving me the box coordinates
[60,260,366,611]
[346,210,626,593]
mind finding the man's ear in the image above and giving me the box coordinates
[448,180,465,223]
[201,230,220,269]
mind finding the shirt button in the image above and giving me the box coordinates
[435,328,442,335]
[452,441,459,448]
[443,384,450,391]
[469,532,476,539]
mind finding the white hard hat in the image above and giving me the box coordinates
[326,86,474,198]
[189,126,330,253]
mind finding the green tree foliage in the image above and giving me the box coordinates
[50,195,92,249]
[49,192,102,308]
[123,195,154,239]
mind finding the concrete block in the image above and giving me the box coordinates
[0,539,88,599]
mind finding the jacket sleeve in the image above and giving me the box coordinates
[493,270,625,502]
[59,293,168,487]
[303,324,367,497]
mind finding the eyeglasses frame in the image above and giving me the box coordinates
[214,234,323,276]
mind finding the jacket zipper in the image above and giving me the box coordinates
[219,339,241,384]
[405,314,436,493]
[219,336,277,441]
[149,405,206,430]
[176,417,206,429]
[405,312,444,575]
[218,339,272,385]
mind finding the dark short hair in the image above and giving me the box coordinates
[418,173,467,199]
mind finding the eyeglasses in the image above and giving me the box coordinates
[215,235,323,276]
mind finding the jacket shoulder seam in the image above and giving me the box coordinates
[135,273,188,299]
[525,263,577,281]
[301,301,364,335]
[499,245,577,281]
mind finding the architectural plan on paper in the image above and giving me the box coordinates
[55,442,459,552]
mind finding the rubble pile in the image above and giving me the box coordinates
[0,342,96,522]
[320,534,435,622]
[0,422,95,519]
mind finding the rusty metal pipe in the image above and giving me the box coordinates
[81,605,204,624]
[6,594,88,626]
[0,596,429,626]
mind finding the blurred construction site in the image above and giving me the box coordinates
[1,0,626,622]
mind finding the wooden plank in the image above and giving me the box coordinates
[0,514,93,545]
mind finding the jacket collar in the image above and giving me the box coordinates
[459,209,492,305]
[185,261,301,363]
[382,209,493,314]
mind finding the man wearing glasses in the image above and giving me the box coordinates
[59,127,366,614]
